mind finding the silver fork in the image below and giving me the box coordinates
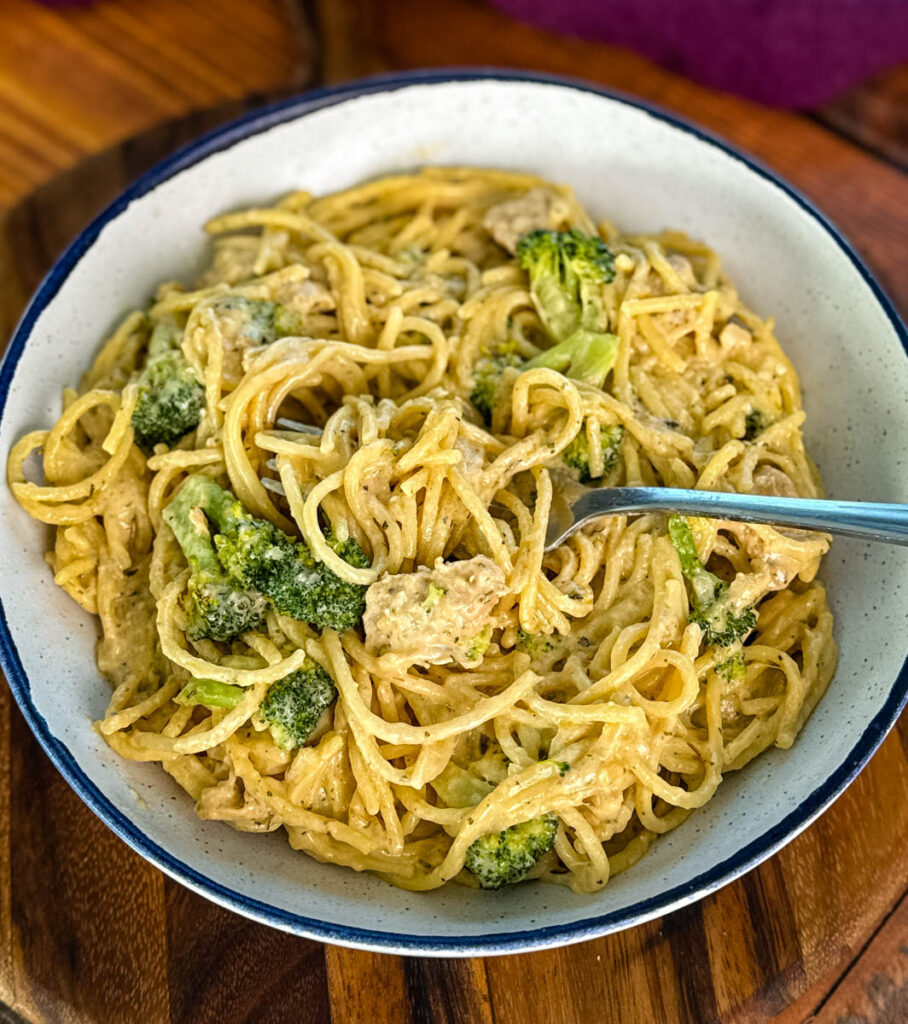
[545,486,908,550]
[264,417,908,549]
[261,417,324,497]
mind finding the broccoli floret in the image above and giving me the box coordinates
[174,475,369,631]
[215,296,303,344]
[131,315,205,448]
[175,678,246,708]
[562,423,624,483]
[471,229,618,419]
[715,651,746,681]
[516,229,619,388]
[470,341,524,425]
[464,813,558,890]
[517,229,616,338]
[164,480,267,642]
[423,581,447,612]
[462,624,493,663]
[524,331,620,388]
[744,409,770,441]
[515,630,557,656]
[182,581,267,644]
[254,658,337,749]
[330,533,371,570]
[176,658,336,749]
[668,516,757,646]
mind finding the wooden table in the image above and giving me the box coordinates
[0,2,906,1022]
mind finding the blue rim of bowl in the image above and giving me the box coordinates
[0,68,906,956]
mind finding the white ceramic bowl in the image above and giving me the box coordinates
[1,71,906,956]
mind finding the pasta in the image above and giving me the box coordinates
[6,167,837,893]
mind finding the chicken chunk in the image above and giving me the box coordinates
[363,555,508,666]
[753,465,798,498]
[275,278,335,318]
[483,188,569,254]
[667,253,699,289]
[196,236,260,287]
[200,282,331,385]
[726,521,829,608]
[718,321,752,354]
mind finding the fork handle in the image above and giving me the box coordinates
[570,488,908,545]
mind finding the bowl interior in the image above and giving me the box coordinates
[1,76,906,954]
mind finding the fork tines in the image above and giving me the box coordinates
[275,417,323,436]
[262,417,324,497]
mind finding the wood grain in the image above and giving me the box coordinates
[163,884,331,1024]
[779,890,908,1023]
[5,694,170,1023]
[0,0,310,210]
[0,2,906,1022]
[325,947,412,1024]
[0,96,307,344]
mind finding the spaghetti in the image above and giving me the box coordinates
[7,168,836,892]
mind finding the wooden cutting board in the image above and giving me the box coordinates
[0,102,906,1024]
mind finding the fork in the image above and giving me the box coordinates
[263,417,908,551]
[544,486,908,550]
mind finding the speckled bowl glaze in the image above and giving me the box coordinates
[0,71,906,956]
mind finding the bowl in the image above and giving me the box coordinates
[1,70,906,956]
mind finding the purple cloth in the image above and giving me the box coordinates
[490,0,908,108]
